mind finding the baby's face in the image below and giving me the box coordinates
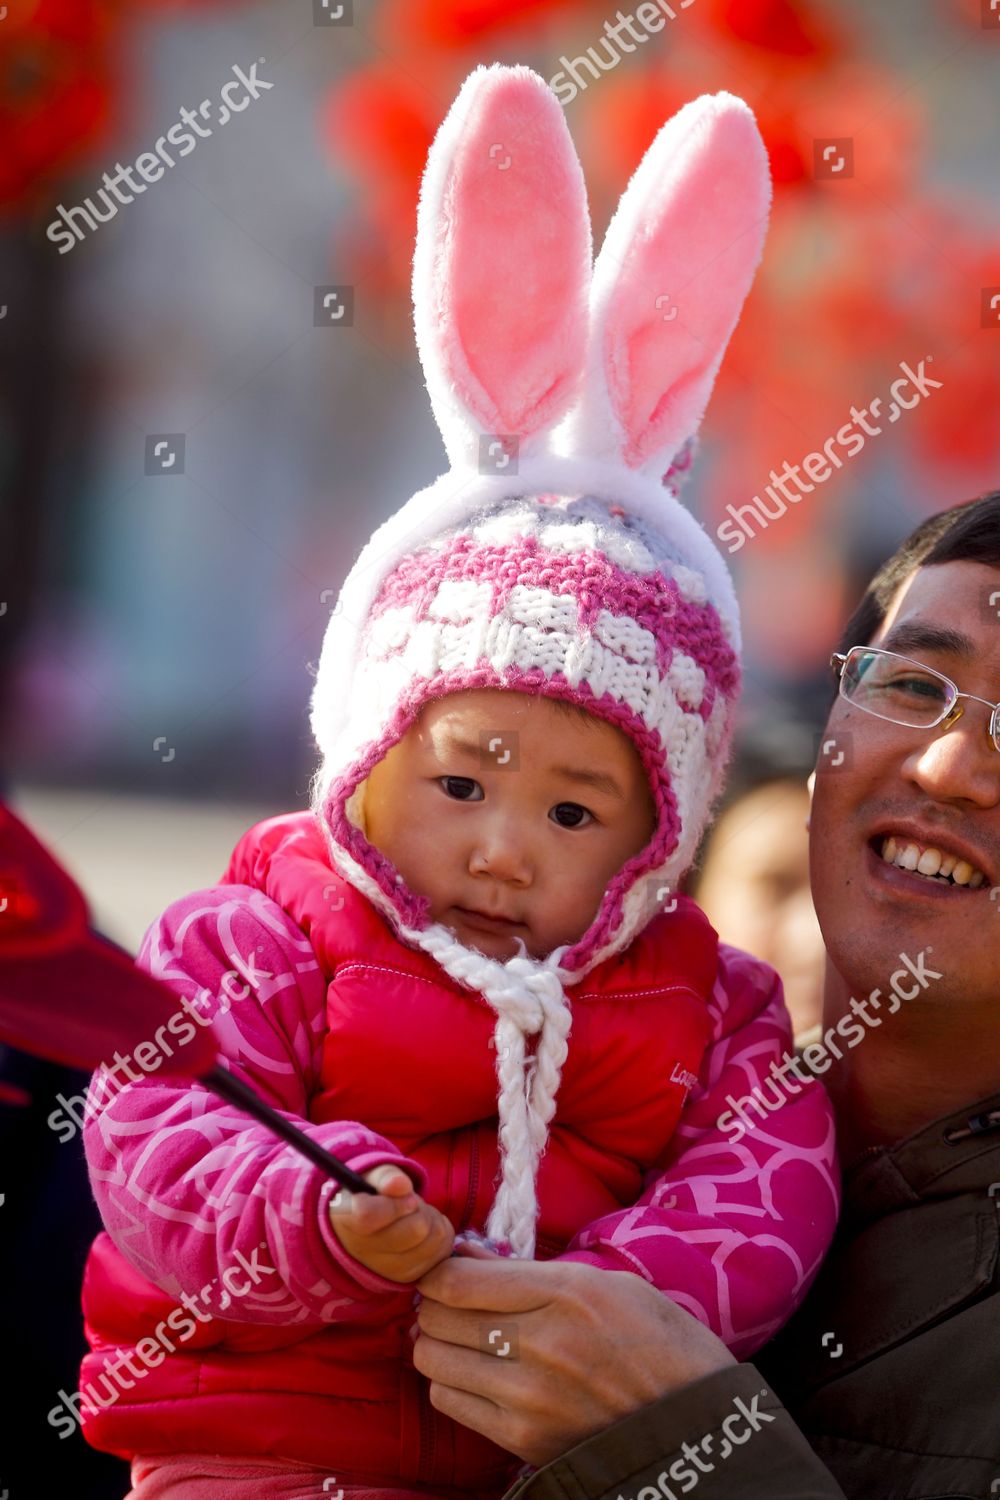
[364,689,656,961]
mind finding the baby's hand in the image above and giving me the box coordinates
[328,1164,455,1283]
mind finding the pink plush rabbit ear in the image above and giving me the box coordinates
[564,92,771,479]
[412,64,592,469]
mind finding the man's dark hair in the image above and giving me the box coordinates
[837,487,1000,656]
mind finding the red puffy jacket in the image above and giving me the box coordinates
[78,812,838,1489]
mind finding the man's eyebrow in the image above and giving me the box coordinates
[878,621,976,661]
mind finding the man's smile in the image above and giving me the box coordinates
[864,834,992,902]
[868,821,992,891]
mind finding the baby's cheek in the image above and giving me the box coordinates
[545,874,603,947]
[375,794,449,894]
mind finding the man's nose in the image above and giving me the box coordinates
[902,712,1000,809]
[468,821,532,884]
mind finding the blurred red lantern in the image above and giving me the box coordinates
[0,0,268,211]
[893,204,1000,490]
[375,0,580,48]
[582,71,813,207]
[708,0,839,59]
[946,0,999,29]
[325,66,438,192]
[323,66,441,297]
[0,0,120,210]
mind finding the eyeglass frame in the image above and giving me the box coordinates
[829,645,1000,754]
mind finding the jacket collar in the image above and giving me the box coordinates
[758,1088,1000,1390]
[843,1088,1000,1232]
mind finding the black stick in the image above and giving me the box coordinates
[204,1064,377,1194]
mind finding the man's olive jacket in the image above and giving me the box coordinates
[509,1090,1000,1499]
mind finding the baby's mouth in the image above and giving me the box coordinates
[454,905,524,932]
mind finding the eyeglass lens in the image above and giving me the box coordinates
[842,649,956,727]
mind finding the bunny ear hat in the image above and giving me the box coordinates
[310,66,772,1257]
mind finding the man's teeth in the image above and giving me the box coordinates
[879,836,985,888]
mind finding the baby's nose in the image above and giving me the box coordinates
[469,838,531,884]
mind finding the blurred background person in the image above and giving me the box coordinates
[691,727,825,1042]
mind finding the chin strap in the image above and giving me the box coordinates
[413,927,573,1259]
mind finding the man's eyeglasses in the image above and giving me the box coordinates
[830,645,1000,754]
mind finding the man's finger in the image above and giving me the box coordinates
[425,1379,513,1452]
[417,1253,559,1312]
[413,1328,516,1404]
[416,1296,484,1350]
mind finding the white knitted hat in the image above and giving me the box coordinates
[309,65,772,1256]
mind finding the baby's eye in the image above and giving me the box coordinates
[550,802,593,829]
[439,775,483,801]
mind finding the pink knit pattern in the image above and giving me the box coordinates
[322,520,739,972]
[368,532,738,721]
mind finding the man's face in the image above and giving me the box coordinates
[363,689,656,961]
[809,559,1000,1004]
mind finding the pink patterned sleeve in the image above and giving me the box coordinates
[558,945,840,1360]
[83,885,428,1327]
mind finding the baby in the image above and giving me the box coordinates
[326,684,658,1280]
[78,66,839,1500]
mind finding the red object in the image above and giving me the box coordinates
[80,811,717,1477]
[326,68,437,188]
[711,0,838,58]
[0,1079,32,1106]
[0,803,216,1076]
[0,0,258,211]
[0,803,375,1194]
[322,66,438,297]
[0,0,120,210]
[374,0,576,47]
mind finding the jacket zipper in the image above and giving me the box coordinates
[416,1129,481,1483]
[458,1126,481,1231]
[417,1366,436,1482]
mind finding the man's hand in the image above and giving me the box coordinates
[328,1165,455,1283]
[414,1248,736,1467]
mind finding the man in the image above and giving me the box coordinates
[414,489,1000,1498]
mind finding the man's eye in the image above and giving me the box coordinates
[893,674,948,701]
[440,776,483,801]
[550,802,592,829]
